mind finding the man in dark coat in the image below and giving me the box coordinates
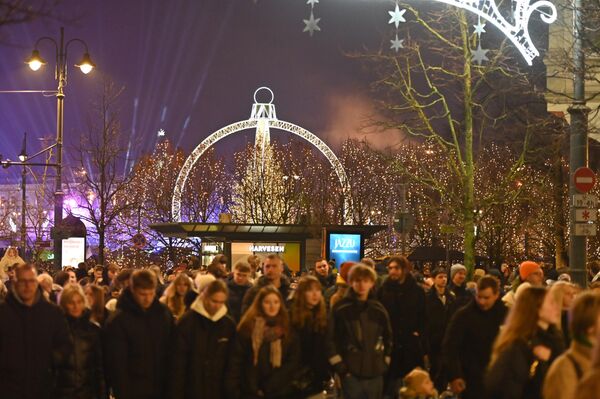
[242,253,291,314]
[448,263,472,309]
[104,269,174,399]
[425,267,457,391]
[443,275,507,399]
[376,255,427,397]
[313,258,336,289]
[170,279,236,399]
[226,261,253,322]
[0,264,72,399]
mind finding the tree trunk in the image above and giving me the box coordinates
[98,228,105,265]
[552,156,568,268]
[460,10,476,276]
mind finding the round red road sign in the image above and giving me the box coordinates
[574,167,596,193]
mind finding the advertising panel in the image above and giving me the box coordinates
[62,237,86,268]
[231,242,301,272]
[327,233,362,270]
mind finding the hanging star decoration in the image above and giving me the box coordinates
[388,4,407,29]
[303,12,321,36]
[157,129,166,137]
[390,35,404,52]
[473,21,486,35]
[471,44,489,65]
[307,0,319,5]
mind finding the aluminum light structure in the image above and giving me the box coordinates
[172,87,353,224]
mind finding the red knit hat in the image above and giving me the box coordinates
[519,261,541,281]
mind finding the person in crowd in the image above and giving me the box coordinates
[104,269,175,399]
[227,285,300,399]
[543,292,600,399]
[0,246,25,282]
[227,260,253,322]
[169,279,236,399]
[149,264,166,297]
[442,275,507,399]
[289,276,331,397]
[327,261,355,309]
[0,278,6,302]
[247,254,262,282]
[0,263,72,399]
[38,272,60,302]
[377,255,426,396]
[207,254,229,279]
[576,323,600,399]
[448,264,471,309]
[399,368,438,399]
[160,272,193,320]
[242,253,291,314]
[3,263,18,292]
[104,268,133,313]
[361,257,384,290]
[549,281,577,347]
[502,260,544,307]
[485,286,564,399]
[84,284,107,327]
[57,284,106,399]
[327,263,392,399]
[76,261,89,280]
[106,263,119,286]
[313,258,336,289]
[92,265,109,286]
[55,270,72,288]
[425,267,457,391]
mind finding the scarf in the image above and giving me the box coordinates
[251,316,283,368]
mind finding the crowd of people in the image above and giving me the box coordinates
[1,246,600,399]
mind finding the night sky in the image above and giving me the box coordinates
[0,0,408,184]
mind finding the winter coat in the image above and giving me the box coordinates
[241,276,292,315]
[104,289,175,399]
[57,311,107,399]
[543,340,593,399]
[226,327,301,399]
[448,282,472,310]
[425,287,457,390]
[377,273,427,378]
[316,273,336,290]
[485,326,565,399]
[327,289,393,379]
[227,278,252,322]
[0,289,72,399]
[169,297,237,399]
[290,307,331,396]
[575,368,600,399]
[442,299,507,399]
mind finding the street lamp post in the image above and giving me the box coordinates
[26,27,95,270]
[19,132,27,256]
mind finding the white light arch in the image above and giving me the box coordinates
[172,119,353,223]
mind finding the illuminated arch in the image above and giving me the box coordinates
[172,119,353,223]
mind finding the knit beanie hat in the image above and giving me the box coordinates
[519,261,541,281]
[450,264,467,280]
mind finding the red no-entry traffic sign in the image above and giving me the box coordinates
[574,167,596,193]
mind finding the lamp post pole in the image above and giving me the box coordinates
[26,27,95,270]
[568,0,589,287]
[20,132,27,256]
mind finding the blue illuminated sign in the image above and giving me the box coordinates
[328,233,362,270]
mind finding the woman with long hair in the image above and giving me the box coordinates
[57,284,106,399]
[227,285,300,399]
[485,286,564,399]
[84,284,107,327]
[549,281,577,346]
[169,279,236,399]
[576,324,600,399]
[160,273,193,320]
[289,276,330,398]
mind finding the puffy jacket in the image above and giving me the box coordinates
[104,289,174,399]
[57,311,107,399]
[327,289,393,379]
[169,297,236,399]
[226,328,301,399]
[0,289,72,399]
[377,273,427,378]
[241,276,292,315]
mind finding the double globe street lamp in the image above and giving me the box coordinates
[24,27,95,269]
